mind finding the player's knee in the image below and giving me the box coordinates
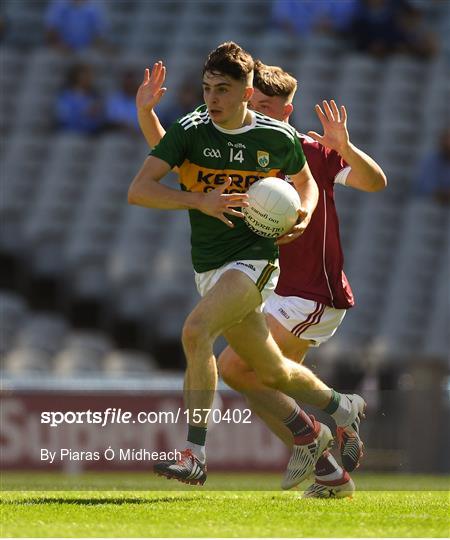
[182,313,210,351]
[258,365,290,390]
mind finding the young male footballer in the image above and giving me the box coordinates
[129,42,366,489]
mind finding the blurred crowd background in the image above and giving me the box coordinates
[0,1,449,472]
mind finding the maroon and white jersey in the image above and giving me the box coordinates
[276,133,355,309]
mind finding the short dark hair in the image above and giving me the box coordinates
[254,60,297,99]
[203,41,254,82]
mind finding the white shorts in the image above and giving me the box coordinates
[194,259,279,303]
[264,293,346,347]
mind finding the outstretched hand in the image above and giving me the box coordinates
[198,178,249,228]
[136,61,167,112]
[308,100,350,155]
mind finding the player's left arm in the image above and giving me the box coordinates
[308,100,387,192]
[277,162,319,246]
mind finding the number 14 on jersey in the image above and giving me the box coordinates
[229,148,244,163]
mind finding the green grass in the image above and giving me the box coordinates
[1,473,449,537]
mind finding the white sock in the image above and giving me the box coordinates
[186,441,206,463]
[330,393,354,427]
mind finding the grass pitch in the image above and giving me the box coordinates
[1,473,449,537]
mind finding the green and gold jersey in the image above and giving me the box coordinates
[151,104,306,272]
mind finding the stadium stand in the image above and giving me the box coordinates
[0,289,158,377]
[103,349,158,377]
[0,290,28,358]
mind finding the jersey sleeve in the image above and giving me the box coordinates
[325,147,349,185]
[150,121,189,168]
[283,134,307,175]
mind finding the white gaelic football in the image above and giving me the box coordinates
[243,177,301,238]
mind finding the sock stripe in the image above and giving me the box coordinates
[284,404,300,425]
[323,389,340,415]
[283,406,315,439]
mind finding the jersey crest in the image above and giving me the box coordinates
[257,150,270,168]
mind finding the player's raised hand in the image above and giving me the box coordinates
[136,61,167,113]
[276,207,310,245]
[307,100,350,155]
[198,178,249,228]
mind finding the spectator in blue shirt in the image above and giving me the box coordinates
[56,63,104,134]
[105,70,140,132]
[350,0,438,59]
[45,0,108,52]
[414,129,450,206]
[272,0,357,38]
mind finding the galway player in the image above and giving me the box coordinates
[219,61,387,496]
[129,43,362,490]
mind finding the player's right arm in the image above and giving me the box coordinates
[128,157,248,227]
[128,155,198,210]
[136,61,167,148]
